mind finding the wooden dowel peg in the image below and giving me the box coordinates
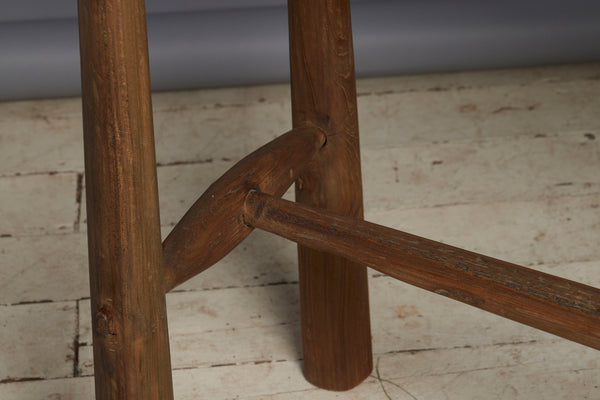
[245,191,600,351]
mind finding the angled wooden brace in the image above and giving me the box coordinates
[162,126,326,291]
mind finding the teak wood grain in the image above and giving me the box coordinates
[162,126,325,291]
[244,191,600,350]
[288,0,373,391]
[78,0,174,398]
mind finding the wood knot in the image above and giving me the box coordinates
[95,307,117,337]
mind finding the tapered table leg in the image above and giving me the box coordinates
[78,0,174,398]
[288,0,373,391]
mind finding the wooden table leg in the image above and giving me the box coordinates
[78,0,174,398]
[288,0,373,391]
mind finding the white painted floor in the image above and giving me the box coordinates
[1,64,599,399]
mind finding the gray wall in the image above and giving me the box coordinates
[1,0,599,101]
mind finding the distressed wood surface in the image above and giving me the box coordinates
[76,262,600,377]
[77,0,174,398]
[362,131,600,212]
[0,233,88,305]
[1,65,598,178]
[0,302,77,382]
[0,64,599,399]
[0,173,79,236]
[2,340,599,399]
